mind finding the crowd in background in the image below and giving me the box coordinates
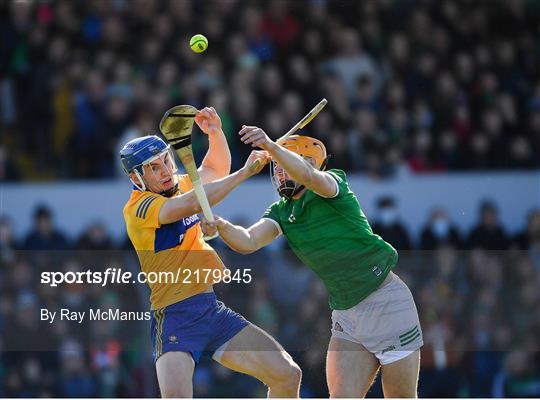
[2,0,540,180]
[1,199,539,397]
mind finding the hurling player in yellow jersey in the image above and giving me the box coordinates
[121,108,301,398]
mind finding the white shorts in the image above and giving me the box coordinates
[331,272,423,365]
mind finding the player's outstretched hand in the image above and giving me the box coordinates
[195,107,222,136]
[242,150,271,177]
[201,215,226,236]
[239,125,274,150]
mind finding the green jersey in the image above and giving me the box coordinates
[263,169,398,310]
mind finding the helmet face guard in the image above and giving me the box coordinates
[133,147,179,197]
[271,162,305,199]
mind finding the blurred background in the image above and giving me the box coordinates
[1,0,540,397]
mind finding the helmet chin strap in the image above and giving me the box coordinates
[132,170,146,192]
[160,183,179,198]
[278,180,305,199]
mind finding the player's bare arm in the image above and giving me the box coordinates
[201,217,280,254]
[195,107,231,183]
[239,126,337,198]
[158,151,270,224]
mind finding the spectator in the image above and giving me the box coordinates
[23,205,69,250]
[0,216,17,263]
[407,130,445,173]
[75,221,114,251]
[512,209,540,250]
[248,281,279,337]
[324,28,383,101]
[420,208,461,249]
[73,70,108,178]
[371,196,412,250]
[0,146,20,181]
[493,351,540,397]
[58,339,98,397]
[242,7,275,62]
[468,201,509,250]
[261,0,301,53]
[350,75,381,113]
[437,130,462,170]
[119,233,134,251]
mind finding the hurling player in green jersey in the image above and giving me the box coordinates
[202,126,423,398]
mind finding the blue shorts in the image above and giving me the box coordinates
[151,292,249,363]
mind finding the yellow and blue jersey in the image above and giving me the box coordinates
[123,174,224,310]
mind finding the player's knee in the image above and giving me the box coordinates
[288,362,302,386]
[267,359,302,390]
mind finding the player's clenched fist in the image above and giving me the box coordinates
[239,125,275,151]
[195,106,222,136]
[201,215,226,237]
[242,150,271,177]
